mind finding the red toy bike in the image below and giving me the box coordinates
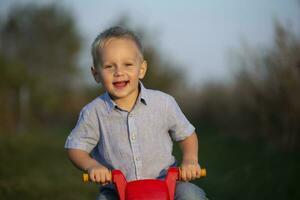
[83,167,206,200]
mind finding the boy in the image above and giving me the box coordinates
[65,26,208,200]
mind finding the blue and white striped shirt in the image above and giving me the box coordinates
[65,83,195,181]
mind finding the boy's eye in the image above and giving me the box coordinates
[104,65,113,69]
[125,63,133,67]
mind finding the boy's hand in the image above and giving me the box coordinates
[179,159,202,181]
[87,165,112,185]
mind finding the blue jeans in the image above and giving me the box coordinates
[97,181,208,200]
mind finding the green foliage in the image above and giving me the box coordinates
[143,46,185,93]
[0,4,80,78]
[0,4,83,132]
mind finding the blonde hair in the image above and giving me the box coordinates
[91,26,143,67]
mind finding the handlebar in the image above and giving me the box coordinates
[83,167,206,182]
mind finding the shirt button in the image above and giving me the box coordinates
[131,135,136,140]
[135,156,140,161]
[129,113,133,117]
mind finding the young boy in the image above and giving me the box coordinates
[65,26,208,200]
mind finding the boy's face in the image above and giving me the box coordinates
[92,38,147,102]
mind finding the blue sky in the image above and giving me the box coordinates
[1,0,300,86]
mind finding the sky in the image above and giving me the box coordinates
[1,0,300,86]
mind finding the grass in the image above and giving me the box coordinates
[190,128,300,200]
[0,129,97,200]
[0,127,299,199]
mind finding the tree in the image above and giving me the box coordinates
[0,4,81,132]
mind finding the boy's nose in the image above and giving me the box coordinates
[114,65,124,76]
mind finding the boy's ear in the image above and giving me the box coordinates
[138,60,147,79]
[91,66,101,83]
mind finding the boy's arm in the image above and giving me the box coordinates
[67,149,99,171]
[178,132,202,181]
[67,149,111,185]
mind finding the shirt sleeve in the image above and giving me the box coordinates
[167,96,195,141]
[64,106,100,153]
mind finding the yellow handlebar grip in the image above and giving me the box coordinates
[83,173,89,182]
[201,168,207,177]
[179,167,207,178]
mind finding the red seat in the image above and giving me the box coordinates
[112,167,179,200]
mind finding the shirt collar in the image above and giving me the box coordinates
[138,81,148,105]
[104,81,148,114]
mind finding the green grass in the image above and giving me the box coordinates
[0,128,299,199]
[190,129,300,200]
[0,130,97,200]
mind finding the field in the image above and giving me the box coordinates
[0,127,299,199]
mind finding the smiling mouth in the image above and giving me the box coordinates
[113,80,129,88]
